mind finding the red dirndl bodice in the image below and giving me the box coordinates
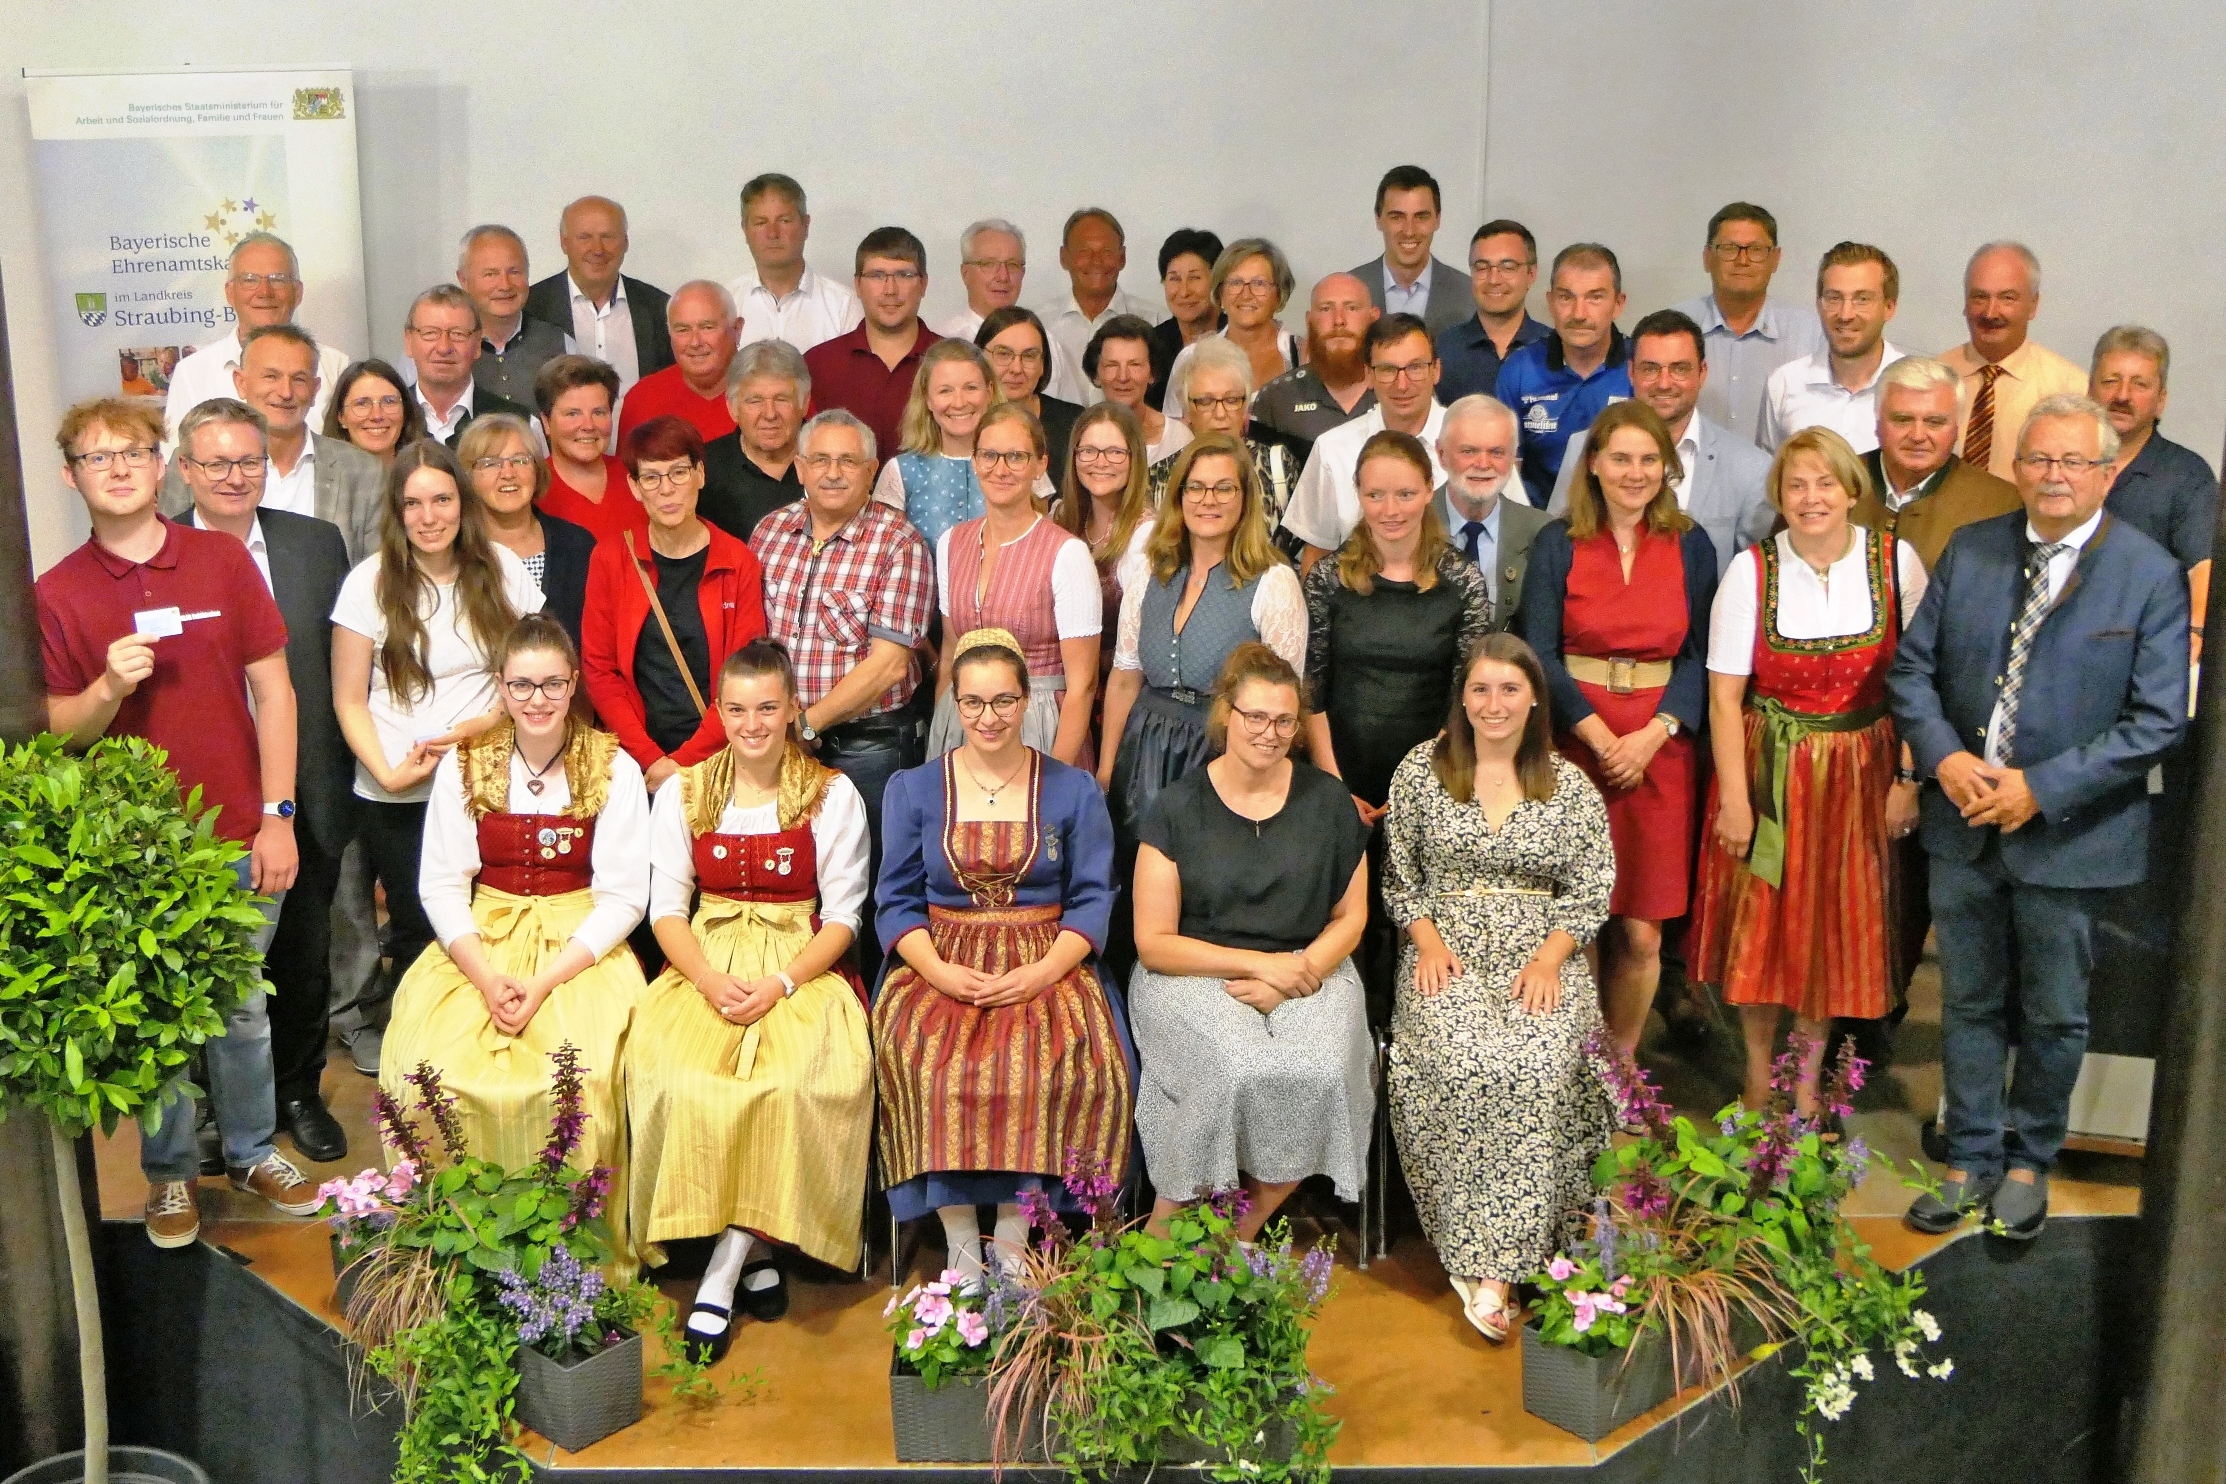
[1749,532,1900,709]
[475,813,596,896]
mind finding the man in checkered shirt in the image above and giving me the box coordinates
[749,407,933,981]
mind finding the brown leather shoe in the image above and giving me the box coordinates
[228,1154,322,1216]
[145,1181,200,1248]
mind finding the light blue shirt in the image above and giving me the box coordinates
[1437,489,1504,610]
[1670,292,1827,447]
[1384,262,1431,321]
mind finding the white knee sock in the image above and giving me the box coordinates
[939,1205,984,1282]
[990,1204,1030,1274]
[690,1227,756,1333]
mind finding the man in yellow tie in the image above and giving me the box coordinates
[1939,243,2086,481]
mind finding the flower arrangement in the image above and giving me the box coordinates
[887,1267,1010,1388]
[318,1159,418,1257]
[976,1151,1340,1483]
[1530,1031,1953,1481]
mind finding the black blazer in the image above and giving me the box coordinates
[442,388,536,451]
[1516,519,1719,736]
[535,511,596,645]
[523,271,674,379]
[258,508,355,858]
[1037,395,1083,482]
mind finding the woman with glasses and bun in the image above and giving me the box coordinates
[872,628,1132,1285]
[626,638,875,1359]
[1127,642,1373,1241]
[378,612,650,1269]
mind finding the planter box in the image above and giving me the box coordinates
[1521,1311,1770,1442]
[1160,1410,1299,1464]
[888,1362,1295,1466]
[515,1326,643,1454]
[330,1233,374,1318]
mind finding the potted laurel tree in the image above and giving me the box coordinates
[966,1150,1338,1482]
[342,1046,647,1477]
[0,734,272,1484]
[1526,1032,1954,1480]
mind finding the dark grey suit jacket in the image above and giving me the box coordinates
[186,506,355,858]
[1350,255,1473,342]
[161,432,386,566]
[523,271,674,378]
[1435,486,1553,631]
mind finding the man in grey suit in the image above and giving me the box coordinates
[159,324,384,565]
[1435,394,1551,631]
[1549,308,1774,572]
[175,398,357,1164]
[1350,165,1472,343]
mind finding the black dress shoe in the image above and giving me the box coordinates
[681,1301,735,1365]
[736,1259,789,1322]
[280,1096,348,1164]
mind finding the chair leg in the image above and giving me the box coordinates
[1372,1032,1393,1263]
[889,1211,904,1289]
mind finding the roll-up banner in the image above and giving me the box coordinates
[23,65,368,405]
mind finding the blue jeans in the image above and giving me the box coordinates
[821,722,922,989]
[1930,845,2097,1177]
[140,857,285,1181]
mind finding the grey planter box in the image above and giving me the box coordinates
[1160,1409,1299,1464]
[888,1362,1296,1466]
[514,1326,643,1454]
[1,1447,209,1484]
[1521,1311,1769,1442]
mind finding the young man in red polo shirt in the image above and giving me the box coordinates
[38,396,322,1248]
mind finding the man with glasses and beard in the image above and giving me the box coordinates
[1251,273,1380,461]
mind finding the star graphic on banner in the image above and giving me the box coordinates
[241,198,258,213]
[222,199,237,213]
[223,231,240,246]
[205,212,222,229]
[256,210,276,228]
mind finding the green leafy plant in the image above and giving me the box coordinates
[0,734,268,1484]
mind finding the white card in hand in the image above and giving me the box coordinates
[132,605,184,638]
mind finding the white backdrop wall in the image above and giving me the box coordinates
[0,1,1491,570]
[1482,0,2226,488]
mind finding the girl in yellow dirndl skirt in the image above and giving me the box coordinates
[626,639,875,1361]
[379,615,650,1273]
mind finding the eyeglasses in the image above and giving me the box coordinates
[801,453,867,473]
[1372,360,1436,382]
[1818,292,1884,311]
[1221,276,1277,299]
[964,258,1025,275]
[973,448,1037,471]
[1710,243,1775,262]
[955,693,1024,720]
[473,454,537,472]
[182,455,268,479]
[2015,454,2108,476]
[634,468,698,491]
[69,446,158,471]
[1188,393,1249,414]
[230,272,299,289]
[503,676,576,701]
[986,346,1044,367]
[1074,446,1131,464]
[859,269,922,286]
[408,325,478,343]
[1181,480,1242,503]
[1470,257,1534,276]
[1230,705,1299,739]
[345,393,402,416]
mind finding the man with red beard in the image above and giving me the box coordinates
[1251,273,1380,460]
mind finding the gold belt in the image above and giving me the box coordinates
[1565,654,1674,694]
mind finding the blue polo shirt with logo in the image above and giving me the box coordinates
[1495,329,1631,507]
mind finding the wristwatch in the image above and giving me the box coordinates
[1658,715,1681,738]
[1895,767,1919,784]
[263,799,296,819]
[797,714,819,744]
[777,970,798,998]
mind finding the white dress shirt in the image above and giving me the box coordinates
[1383,262,1430,320]
[568,275,640,391]
[418,746,652,961]
[1757,343,1908,454]
[1707,528,1928,674]
[729,263,863,354]
[1439,493,1504,609]
[1041,286,1157,406]
[1279,403,1449,552]
[414,380,478,445]
[260,439,318,519]
[160,328,351,453]
[1983,510,2102,765]
[188,509,273,593]
[646,768,871,932]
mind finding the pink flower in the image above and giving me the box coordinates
[383,1160,419,1200]
[1611,1277,1632,1297]
[914,1292,953,1331]
[1571,1296,1598,1334]
[938,1267,967,1286]
[905,1327,927,1350]
[956,1311,989,1347]
[1547,1257,1577,1282]
[923,1280,952,1297]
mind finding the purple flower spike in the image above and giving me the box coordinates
[401,1063,467,1160]
[1585,1027,1675,1139]
[372,1089,428,1165]
[541,1043,590,1173]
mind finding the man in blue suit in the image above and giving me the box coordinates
[1889,394,2188,1239]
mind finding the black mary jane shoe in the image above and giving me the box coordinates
[681,1301,735,1365]
[735,1259,789,1322]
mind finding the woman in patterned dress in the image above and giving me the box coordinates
[871,339,997,552]
[626,639,874,1359]
[874,630,1134,1283]
[925,403,1103,765]
[1688,427,1926,1114]
[1518,400,1718,1056]
[1383,634,1617,1340]
[380,614,648,1270]
[1129,643,1375,1237]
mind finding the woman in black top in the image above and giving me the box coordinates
[459,413,594,643]
[976,306,1081,478]
[1147,228,1226,412]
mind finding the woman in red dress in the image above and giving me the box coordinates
[1688,427,1926,1113]
[1517,400,1718,1056]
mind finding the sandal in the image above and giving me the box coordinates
[1464,1286,1514,1343]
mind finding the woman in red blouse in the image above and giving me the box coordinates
[535,354,648,544]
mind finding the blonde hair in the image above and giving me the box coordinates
[1767,427,1873,513]
[950,626,1029,693]
[1565,400,1694,541]
[1143,433,1284,587]
[897,340,1000,457]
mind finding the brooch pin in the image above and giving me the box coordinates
[537,827,559,846]
[776,846,796,875]
[711,844,728,860]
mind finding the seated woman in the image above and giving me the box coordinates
[627,639,875,1359]
[874,629,1134,1282]
[1382,634,1617,1341]
[379,613,650,1267]
[1129,643,1373,1238]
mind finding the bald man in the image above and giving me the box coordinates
[617,280,744,445]
[1250,272,1381,455]
[1939,241,2084,481]
[523,194,674,392]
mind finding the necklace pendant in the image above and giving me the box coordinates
[525,778,545,796]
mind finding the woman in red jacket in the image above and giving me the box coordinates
[582,415,769,795]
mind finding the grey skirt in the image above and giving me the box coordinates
[927,673,1067,756]
[1128,956,1374,1202]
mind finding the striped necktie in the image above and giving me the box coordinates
[1993,541,2068,765]
[1964,363,2005,472]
